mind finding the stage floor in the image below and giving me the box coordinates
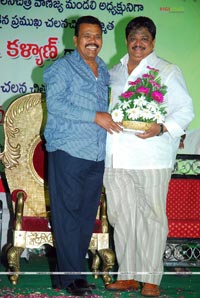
[0,250,200,298]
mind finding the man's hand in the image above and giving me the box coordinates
[94,112,123,134]
[135,123,166,139]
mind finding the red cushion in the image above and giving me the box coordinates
[20,216,102,233]
[167,179,200,219]
[167,178,200,238]
[21,216,51,232]
[32,139,48,182]
[168,219,200,238]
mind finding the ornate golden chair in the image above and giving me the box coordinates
[0,93,115,285]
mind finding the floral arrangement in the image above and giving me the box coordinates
[111,66,167,128]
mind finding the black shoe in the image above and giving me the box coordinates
[66,279,93,296]
[53,280,96,290]
[52,283,63,289]
[81,280,96,289]
[87,282,96,289]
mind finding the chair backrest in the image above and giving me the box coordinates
[0,93,49,218]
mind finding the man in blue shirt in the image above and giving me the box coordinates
[43,15,121,296]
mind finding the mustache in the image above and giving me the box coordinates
[132,46,145,50]
[85,43,99,48]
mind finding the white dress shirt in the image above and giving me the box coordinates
[105,52,194,169]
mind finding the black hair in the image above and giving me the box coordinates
[125,16,156,40]
[74,16,102,37]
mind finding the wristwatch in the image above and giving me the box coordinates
[157,124,164,136]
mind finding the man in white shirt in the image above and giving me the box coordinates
[104,16,194,297]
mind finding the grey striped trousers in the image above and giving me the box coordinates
[103,167,172,285]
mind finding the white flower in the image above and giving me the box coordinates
[111,108,124,122]
[140,108,154,120]
[134,96,146,108]
[152,111,165,122]
[147,101,159,113]
[127,107,140,120]
[121,101,130,109]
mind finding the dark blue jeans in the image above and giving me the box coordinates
[48,150,104,287]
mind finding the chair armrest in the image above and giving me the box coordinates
[13,191,26,231]
[100,191,109,233]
